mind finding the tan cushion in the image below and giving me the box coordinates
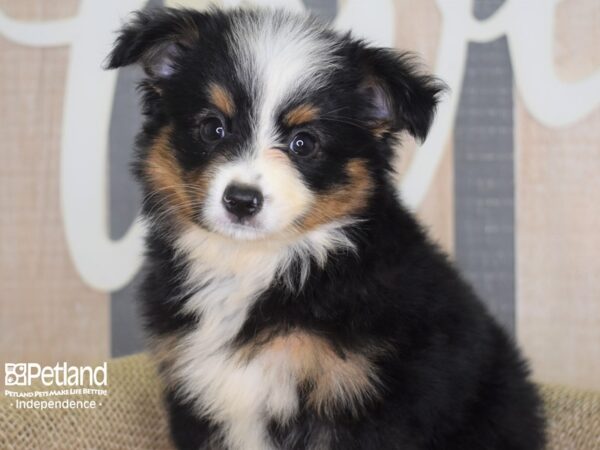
[1,353,598,449]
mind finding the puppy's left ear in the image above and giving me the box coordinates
[358,47,446,141]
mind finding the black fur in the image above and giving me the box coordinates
[108,7,545,450]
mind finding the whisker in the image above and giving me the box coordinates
[141,184,208,206]
[318,115,371,131]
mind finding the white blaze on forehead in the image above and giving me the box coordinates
[201,11,342,240]
[228,10,340,150]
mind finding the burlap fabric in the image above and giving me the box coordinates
[0,354,173,449]
[1,353,598,449]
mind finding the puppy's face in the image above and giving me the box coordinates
[108,8,442,241]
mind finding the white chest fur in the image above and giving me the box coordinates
[166,225,357,450]
[176,275,298,450]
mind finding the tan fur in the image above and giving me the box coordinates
[370,120,392,138]
[300,159,374,230]
[237,330,383,417]
[144,126,194,223]
[143,126,227,226]
[284,104,319,126]
[208,82,236,117]
[258,148,315,232]
[186,154,228,206]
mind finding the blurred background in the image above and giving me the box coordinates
[1,0,598,391]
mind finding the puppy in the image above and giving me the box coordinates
[108,7,545,450]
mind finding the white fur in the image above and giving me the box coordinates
[201,11,341,241]
[202,151,313,241]
[233,12,339,152]
[228,10,339,143]
[169,222,355,450]
[163,15,353,448]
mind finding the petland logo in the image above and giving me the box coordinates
[4,362,108,410]
[5,362,107,387]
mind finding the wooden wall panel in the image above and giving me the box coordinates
[417,142,455,254]
[0,0,109,366]
[555,0,600,81]
[516,100,600,390]
[516,0,600,391]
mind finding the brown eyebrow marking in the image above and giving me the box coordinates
[284,104,320,127]
[208,83,236,117]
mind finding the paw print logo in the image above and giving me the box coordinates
[5,363,27,386]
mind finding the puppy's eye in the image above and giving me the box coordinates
[199,117,226,142]
[289,132,317,157]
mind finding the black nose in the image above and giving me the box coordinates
[222,184,263,220]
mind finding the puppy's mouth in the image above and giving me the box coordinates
[220,214,261,231]
[209,218,269,241]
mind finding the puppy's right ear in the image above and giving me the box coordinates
[106,8,201,78]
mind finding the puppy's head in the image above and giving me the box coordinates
[108,7,443,241]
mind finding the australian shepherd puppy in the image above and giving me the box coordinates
[108,7,545,450]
